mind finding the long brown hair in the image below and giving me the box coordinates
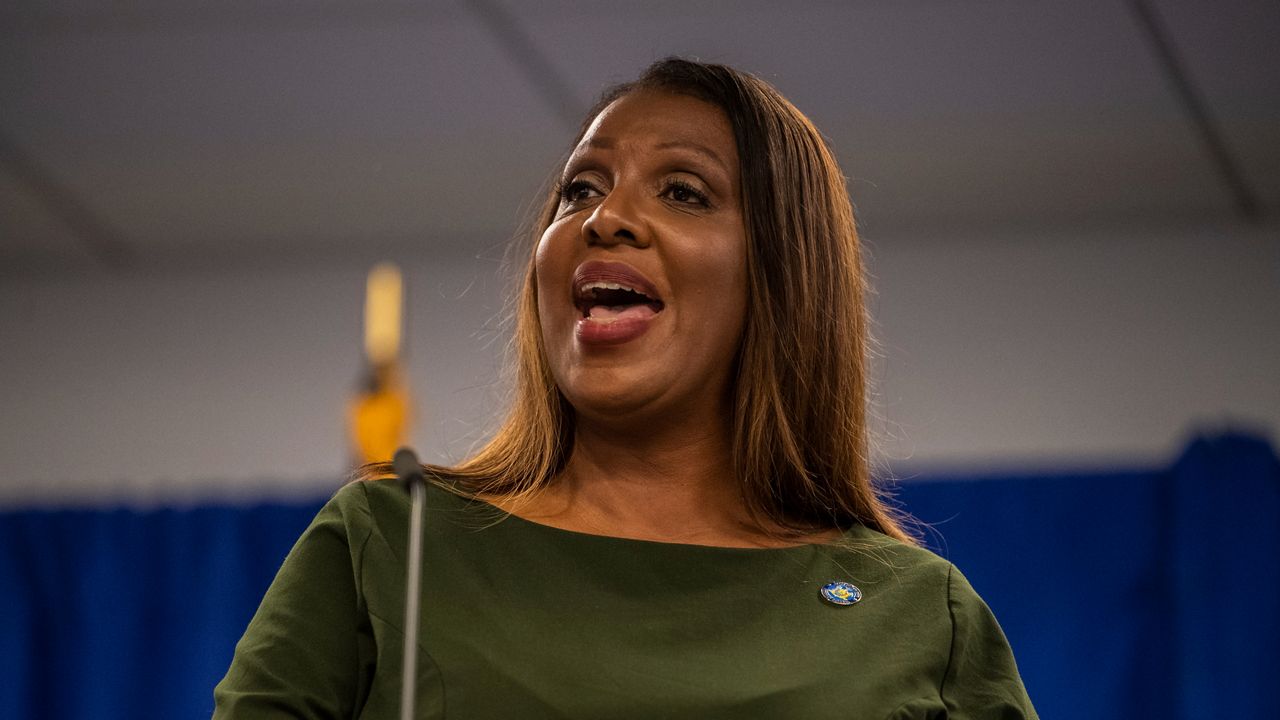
[366,58,914,544]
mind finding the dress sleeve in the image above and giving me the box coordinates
[213,485,374,719]
[939,564,1039,720]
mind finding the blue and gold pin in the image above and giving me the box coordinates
[820,581,862,606]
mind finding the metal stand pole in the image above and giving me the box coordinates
[393,447,428,720]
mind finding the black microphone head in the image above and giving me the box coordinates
[392,447,425,490]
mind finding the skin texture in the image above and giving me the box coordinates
[537,90,747,440]
[512,89,796,546]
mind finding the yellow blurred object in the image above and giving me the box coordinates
[364,262,403,367]
[349,363,411,465]
[348,262,413,465]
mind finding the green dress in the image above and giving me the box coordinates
[214,479,1038,719]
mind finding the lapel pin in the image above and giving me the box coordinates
[820,581,862,606]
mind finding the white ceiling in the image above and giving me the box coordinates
[2,0,1277,275]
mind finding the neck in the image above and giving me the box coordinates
[577,420,741,519]
[519,403,779,545]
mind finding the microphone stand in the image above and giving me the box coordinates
[393,447,427,720]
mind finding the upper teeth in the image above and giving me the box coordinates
[581,281,641,294]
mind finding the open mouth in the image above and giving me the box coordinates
[569,261,665,345]
[575,282,665,320]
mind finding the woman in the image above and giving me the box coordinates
[214,58,1037,719]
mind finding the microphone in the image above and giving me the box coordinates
[392,446,427,720]
[394,447,426,491]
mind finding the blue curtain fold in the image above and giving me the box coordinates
[1168,434,1280,719]
[896,432,1279,719]
[1,432,1275,720]
[0,503,322,719]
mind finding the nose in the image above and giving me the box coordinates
[581,186,649,248]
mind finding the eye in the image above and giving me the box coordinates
[661,179,710,207]
[559,179,603,205]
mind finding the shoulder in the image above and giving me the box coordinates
[829,529,1038,715]
[795,525,957,644]
[333,477,502,560]
[834,524,956,591]
[328,476,464,523]
[832,526,1003,621]
[821,525,1014,643]
[839,530,1009,629]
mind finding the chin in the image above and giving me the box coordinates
[560,370,664,423]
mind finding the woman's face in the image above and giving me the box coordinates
[535,90,748,427]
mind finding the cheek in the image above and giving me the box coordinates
[533,221,585,376]
[533,226,567,320]
[717,232,750,347]
[676,230,749,341]
[709,230,749,307]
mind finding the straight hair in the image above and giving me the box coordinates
[363,58,914,544]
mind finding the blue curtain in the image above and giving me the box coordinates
[897,432,1280,719]
[2,433,1275,719]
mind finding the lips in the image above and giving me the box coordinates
[570,261,664,346]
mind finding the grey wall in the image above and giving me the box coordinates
[4,2,1277,504]
[865,222,1279,473]
[3,221,1276,505]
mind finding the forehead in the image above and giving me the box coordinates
[571,90,738,167]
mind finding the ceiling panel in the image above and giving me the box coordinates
[1152,0,1280,213]
[0,0,1275,273]
[504,0,1247,234]
[0,163,97,269]
[0,0,567,264]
